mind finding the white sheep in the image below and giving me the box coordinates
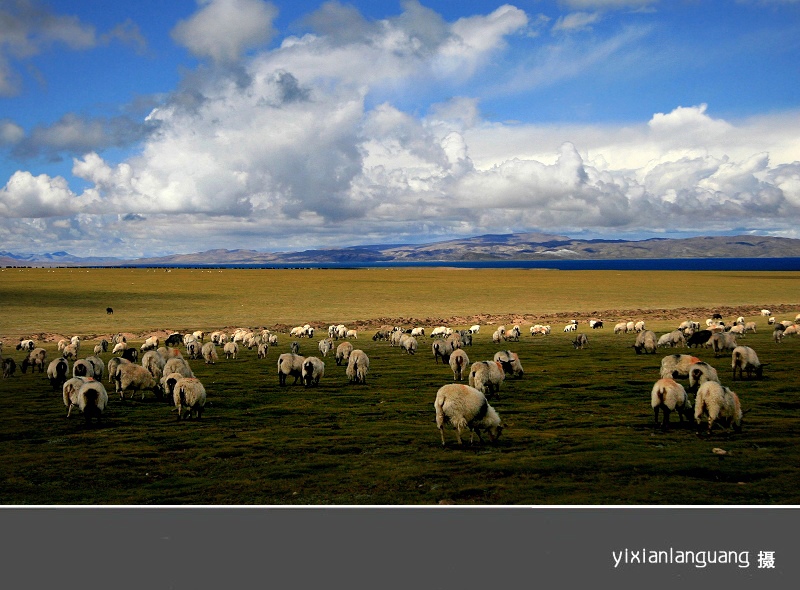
[744,322,757,334]
[62,376,90,417]
[202,341,219,364]
[399,334,418,355]
[346,349,369,384]
[657,330,686,348]
[277,353,305,386]
[173,377,207,420]
[114,363,162,401]
[760,309,771,316]
[112,341,127,355]
[223,341,239,360]
[107,357,130,384]
[688,362,720,391]
[651,378,692,431]
[257,342,269,360]
[335,341,353,366]
[563,323,577,333]
[318,338,334,357]
[448,348,470,382]
[47,357,70,391]
[163,357,194,379]
[411,327,426,337]
[72,379,108,425]
[469,325,480,334]
[301,356,325,387]
[62,342,79,361]
[434,384,502,446]
[731,346,763,380]
[140,336,159,352]
[160,371,186,401]
[346,329,358,340]
[432,339,453,364]
[21,347,47,373]
[708,332,737,356]
[185,340,202,359]
[493,350,524,378]
[633,330,657,354]
[141,350,165,383]
[773,328,784,344]
[572,333,588,350]
[694,381,743,434]
[468,360,505,398]
[614,322,628,334]
[16,338,35,351]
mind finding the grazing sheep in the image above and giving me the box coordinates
[447,332,464,350]
[732,346,763,380]
[62,343,79,361]
[174,377,207,420]
[469,325,480,334]
[686,329,713,348]
[633,330,657,354]
[112,341,127,355]
[141,350,165,383]
[572,333,588,350]
[411,327,426,338]
[201,341,219,364]
[493,350,524,378]
[335,341,353,366]
[432,339,452,364]
[72,356,102,380]
[160,371,185,401]
[744,322,757,334]
[165,333,184,347]
[504,326,521,342]
[346,330,358,340]
[277,353,305,386]
[290,341,300,354]
[651,378,693,431]
[114,363,162,401]
[106,307,114,315]
[16,339,35,351]
[589,319,603,329]
[318,338,334,357]
[688,362,720,391]
[163,357,194,379]
[121,348,138,363]
[434,384,502,447]
[47,357,70,391]
[399,334,418,355]
[255,342,268,360]
[107,357,130,384]
[448,348,470,381]
[728,324,746,337]
[185,340,202,360]
[657,330,686,348]
[694,381,743,434]
[345,349,369,384]
[73,380,109,425]
[468,360,505,398]
[21,347,47,373]
[563,323,577,333]
[708,332,738,357]
[760,309,771,316]
[192,331,205,343]
[140,336,159,352]
[62,376,91,417]
[614,322,628,334]
[223,341,239,360]
[773,328,784,344]
[301,356,325,387]
[111,333,127,346]
[659,354,702,379]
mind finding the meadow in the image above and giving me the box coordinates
[1,266,799,505]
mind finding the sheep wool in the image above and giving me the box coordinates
[174,377,207,420]
[695,381,743,434]
[434,384,502,446]
[650,378,692,431]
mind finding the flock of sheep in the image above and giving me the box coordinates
[1,308,796,444]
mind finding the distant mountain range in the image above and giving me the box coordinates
[4,233,800,266]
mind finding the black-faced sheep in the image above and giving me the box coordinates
[121,347,138,363]
[432,339,452,364]
[651,378,693,431]
[468,360,505,398]
[694,381,743,434]
[73,379,108,426]
[434,384,502,447]
[731,346,763,380]
[449,348,470,382]
[174,377,206,420]
[301,356,325,387]
[277,353,305,386]
[572,333,588,350]
[346,349,369,384]
[160,371,185,401]
[335,341,353,366]
[16,339,35,351]
[493,350,524,378]
[688,361,720,392]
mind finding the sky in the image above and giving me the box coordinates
[1,0,799,258]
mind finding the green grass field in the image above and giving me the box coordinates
[1,267,799,504]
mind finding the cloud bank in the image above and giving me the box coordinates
[1,0,799,256]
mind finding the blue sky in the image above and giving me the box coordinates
[1,0,799,257]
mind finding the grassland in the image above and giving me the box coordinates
[1,267,799,505]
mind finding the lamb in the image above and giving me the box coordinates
[202,341,219,364]
[399,334,418,355]
[21,347,47,373]
[572,333,588,350]
[47,357,70,391]
[633,330,657,354]
[659,354,702,379]
[345,349,369,384]
[173,377,207,420]
[335,341,353,366]
[223,341,239,360]
[731,346,763,380]
[434,384,502,446]
[114,363,163,401]
[448,348,470,381]
[301,356,325,387]
[651,378,693,431]
[694,381,743,434]
[468,360,505,398]
[277,353,305,386]
[493,350,524,378]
